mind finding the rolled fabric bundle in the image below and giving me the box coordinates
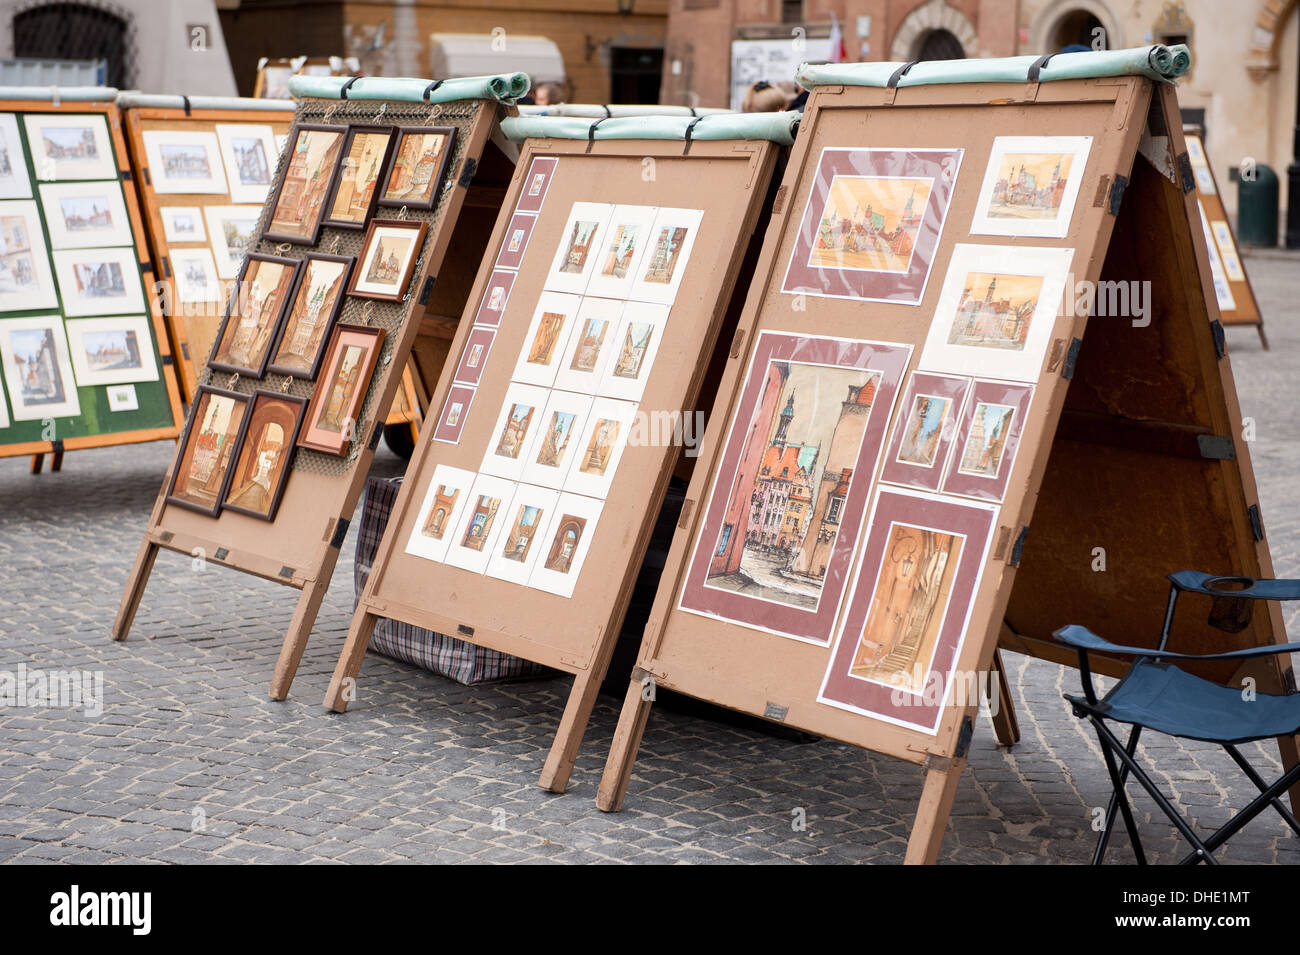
[0,85,116,102]
[1166,44,1192,76]
[516,103,734,118]
[288,72,531,104]
[115,92,295,112]
[500,110,800,146]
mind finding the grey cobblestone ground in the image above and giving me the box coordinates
[1,254,1298,865]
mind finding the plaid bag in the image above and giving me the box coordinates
[355,476,552,685]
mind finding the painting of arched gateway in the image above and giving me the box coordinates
[222,392,307,521]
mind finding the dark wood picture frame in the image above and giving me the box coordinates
[297,322,387,456]
[322,124,398,229]
[347,218,428,302]
[208,252,302,379]
[377,125,457,210]
[264,123,345,245]
[266,251,355,380]
[221,389,309,522]
[165,386,251,517]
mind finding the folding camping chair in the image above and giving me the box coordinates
[1054,570,1300,864]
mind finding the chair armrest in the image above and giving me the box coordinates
[1053,624,1300,662]
[1168,570,1300,601]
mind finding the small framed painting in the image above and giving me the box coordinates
[0,314,80,420]
[528,492,604,598]
[405,464,477,564]
[378,126,456,210]
[544,202,613,294]
[444,475,519,575]
[222,390,308,521]
[432,383,476,444]
[472,270,516,326]
[520,388,593,490]
[514,156,557,214]
[584,204,657,300]
[215,123,277,204]
[970,136,1092,239]
[209,253,301,377]
[941,380,1033,503]
[562,396,638,500]
[167,386,250,516]
[265,124,345,244]
[203,204,261,279]
[485,482,561,586]
[452,324,496,386]
[0,114,32,198]
[596,300,669,403]
[40,181,132,249]
[0,200,59,311]
[628,206,703,306]
[106,383,138,411]
[510,290,582,388]
[52,246,147,317]
[160,205,206,243]
[142,129,227,194]
[267,252,354,379]
[879,372,971,493]
[494,212,536,271]
[348,218,427,302]
[553,296,623,394]
[297,322,385,456]
[64,314,159,386]
[480,382,549,481]
[170,247,221,304]
[324,125,396,229]
[25,114,115,181]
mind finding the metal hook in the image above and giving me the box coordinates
[275,242,291,255]
[375,103,387,122]
[397,205,408,220]
[280,375,292,393]
[323,103,338,123]
[361,301,374,326]
[330,234,341,253]
[229,372,239,389]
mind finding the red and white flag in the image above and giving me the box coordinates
[828,12,847,63]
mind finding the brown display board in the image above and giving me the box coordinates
[597,76,1295,863]
[113,88,516,700]
[323,131,781,793]
[1180,128,1265,346]
[0,94,186,469]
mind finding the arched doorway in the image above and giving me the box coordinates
[1050,9,1106,49]
[916,28,966,60]
[1029,1,1123,56]
[889,1,978,61]
[12,1,134,88]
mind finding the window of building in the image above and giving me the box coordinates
[916,28,965,61]
[716,524,732,556]
[13,1,133,88]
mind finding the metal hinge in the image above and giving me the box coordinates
[278,565,295,579]
[1196,434,1235,460]
[953,716,974,758]
[1248,504,1264,541]
[1061,338,1082,379]
[329,517,350,549]
[458,156,477,187]
[1108,174,1127,216]
[1210,320,1226,358]
[1009,526,1029,567]
[368,422,384,451]
[763,701,789,722]
[1177,152,1195,193]
[417,274,436,306]
[214,547,229,561]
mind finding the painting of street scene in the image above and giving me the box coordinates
[159,143,213,180]
[944,271,1044,351]
[849,523,962,692]
[41,127,99,161]
[559,219,599,274]
[268,128,343,239]
[705,359,881,611]
[8,328,67,405]
[500,503,545,563]
[985,152,1072,220]
[80,329,142,373]
[810,175,931,273]
[958,402,1015,477]
[896,393,951,467]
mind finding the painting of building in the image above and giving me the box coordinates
[174,392,245,509]
[896,393,951,466]
[231,137,271,186]
[59,197,113,233]
[543,514,587,573]
[365,237,408,284]
[535,410,576,468]
[82,329,142,373]
[613,321,653,379]
[41,127,98,161]
[642,226,687,284]
[569,318,608,372]
[0,214,38,292]
[559,219,598,274]
[579,418,620,475]
[421,484,460,540]
[270,128,342,237]
[316,344,363,433]
[9,328,65,404]
[461,494,501,551]
[987,153,1069,220]
[945,272,1043,351]
[958,402,1014,476]
[384,132,449,204]
[275,259,348,372]
[526,310,566,364]
[601,224,640,278]
[501,504,545,562]
[811,175,930,273]
[494,402,535,459]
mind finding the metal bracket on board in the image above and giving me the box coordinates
[1210,320,1226,358]
[329,517,350,550]
[1061,338,1083,379]
[1248,504,1264,541]
[160,354,173,366]
[457,623,475,637]
[953,716,974,758]
[1009,526,1029,568]
[278,566,295,580]
[368,421,384,452]
[417,274,436,306]
[457,156,477,188]
[49,438,64,454]
[1177,152,1195,193]
[214,548,229,561]
[1107,174,1128,216]
[120,168,132,181]
[1196,434,1236,460]
[763,701,789,723]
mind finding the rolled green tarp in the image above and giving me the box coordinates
[288,72,530,104]
[517,104,733,119]
[116,92,294,112]
[501,110,799,146]
[0,85,116,103]
[796,44,1192,89]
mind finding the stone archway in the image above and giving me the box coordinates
[1028,0,1124,55]
[889,0,978,61]
[1247,0,1298,78]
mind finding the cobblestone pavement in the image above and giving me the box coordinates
[1,254,1298,865]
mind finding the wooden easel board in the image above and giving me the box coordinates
[1179,129,1264,343]
[324,132,780,793]
[597,76,1292,863]
[0,95,185,462]
[112,89,513,701]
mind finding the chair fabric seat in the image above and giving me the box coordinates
[1070,662,1300,744]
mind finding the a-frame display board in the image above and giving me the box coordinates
[1179,126,1265,347]
[322,110,797,793]
[112,73,532,701]
[597,48,1296,863]
[0,87,186,468]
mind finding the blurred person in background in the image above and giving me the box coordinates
[532,82,565,106]
[742,80,787,112]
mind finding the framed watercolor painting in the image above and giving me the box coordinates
[203,204,261,279]
[209,253,301,377]
[348,218,427,302]
[222,390,308,521]
[378,126,456,210]
[941,380,1033,503]
[166,386,250,516]
[817,487,998,734]
[514,155,556,214]
[544,202,613,295]
[64,315,159,386]
[479,381,549,481]
[584,204,656,300]
[528,492,604,598]
[52,246,147,317]
[405,464,477,564]
[485,483,561,586]
[561,395,638,500]
[472,269,516,326]
[160,205,205,243]
[171,246,222,304]
[432,382,476,444]
[141,129,226,194]
[782,147,963,305]
[520,388,593,490]
[24,114,115,181]
[596,300,669,403]
[265,124,345,245]
[970,136,1091,239]
[267,252,354,378]
[510,290,581,388]
[324,125,396,228]
[444,473,518,575]
[452,324,495,386]
[215,123,277,204]
[0,114,31,199]
[677,331,912,646]
[40,181,132,249]
[918,243,1074,382]
[628,206,703,306]
[0,200,59,311]
[297,322,385,455]
[553,296,623,394]
[879,371,971,493]
[494,211,535,271]
[0,314,80,420]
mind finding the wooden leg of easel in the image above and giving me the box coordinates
[1258,325,1270,351]
[596,678,655,812]
[323,609,379,713]
[29,453,43,474]
[538,666,605,794]
[1277,733,1300,820]
[904,755,966,865]
[989,649,1021,746]
[112,540,159,642]
[51,450,63,471]
[268,581,328,701]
